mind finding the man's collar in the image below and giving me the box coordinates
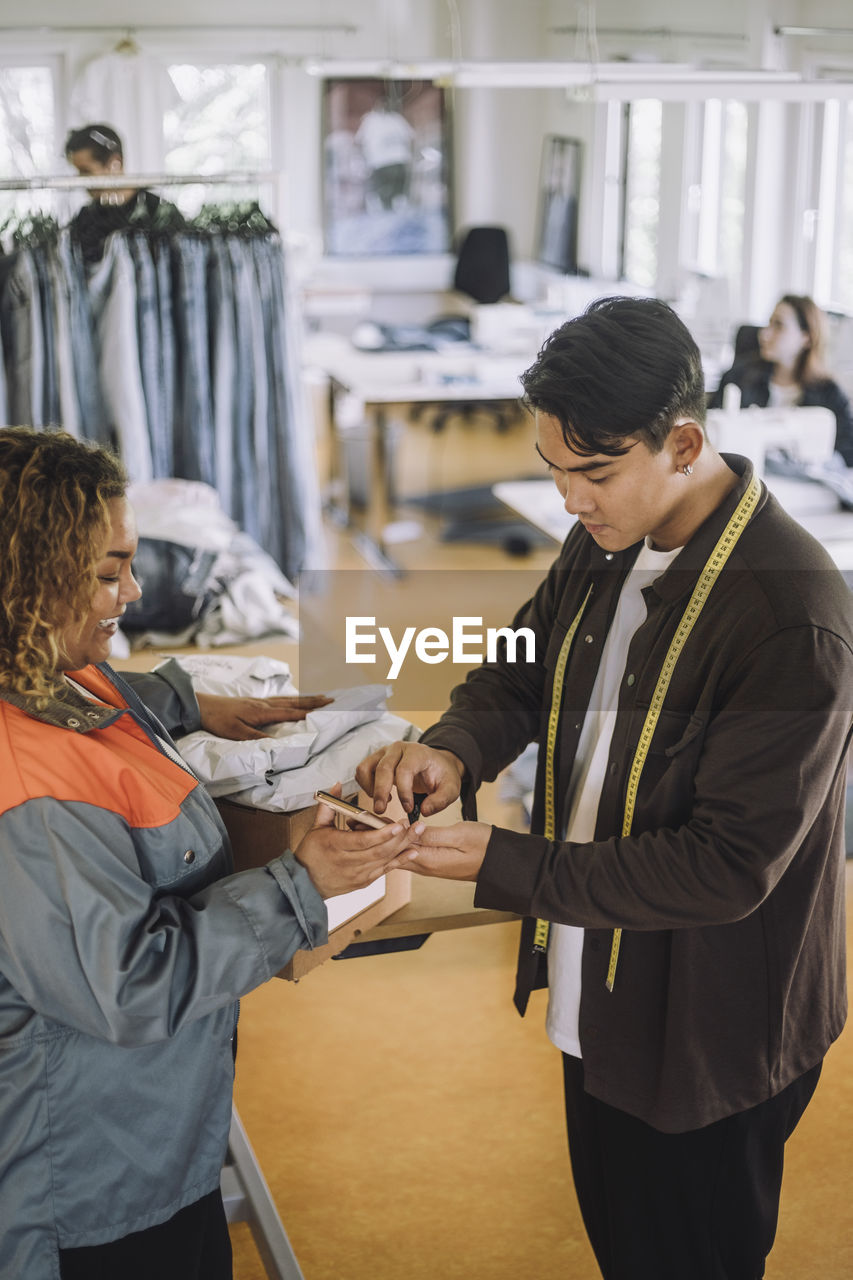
[582,454,762,602]
[647,454,762,604]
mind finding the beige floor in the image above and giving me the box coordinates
[230,876,853,1280]
[219,501,852,1280]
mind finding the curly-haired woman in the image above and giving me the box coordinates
[0,428,413,1279]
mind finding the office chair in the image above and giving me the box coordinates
[413,224,518,438]
[452,225,511,304]
[706,323,763,408]
[733,323,761,362]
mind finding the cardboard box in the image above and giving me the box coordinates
[215,793,412,980]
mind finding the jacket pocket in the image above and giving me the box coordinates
[664,713,705,758]
[624,708,706,829]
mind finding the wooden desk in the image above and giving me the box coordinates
[494,474,853,570]
[357,875,518,942]
[306,333,528,574]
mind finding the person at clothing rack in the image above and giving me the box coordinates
[0,427,417,1279]
[64,123,186,264]
[356,297,853,1280]
[710,292,853,466]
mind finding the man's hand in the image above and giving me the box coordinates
[356,740,465,819]
[398,820,491,882]
[195,692,333,741]
[294,785,419,899]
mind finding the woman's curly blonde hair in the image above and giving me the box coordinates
[0,428,128,700]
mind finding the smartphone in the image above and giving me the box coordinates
[313,790,395,830]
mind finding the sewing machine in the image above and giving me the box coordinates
[704,405,837,477]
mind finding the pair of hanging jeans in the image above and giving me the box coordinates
[207,236,237,509]
[87,235,153,481]
[173,235,216,487]
[47,241,81,437]
[57,232,111,447]
[260,233,321,578]
[153,237,177,474]
[30,250,60,426]
[226,236,267,543]
[128,232,172,478]
[0,250,44,427]
[250,235,288,571]
[0,303,7,425]
[224,236,259,535]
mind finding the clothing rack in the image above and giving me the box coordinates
[0,166,320,581]
[0,172,279,192]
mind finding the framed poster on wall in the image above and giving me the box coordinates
[535,135,582,274]
[322,77,452,255]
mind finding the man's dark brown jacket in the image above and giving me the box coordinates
[422,456,853,1132]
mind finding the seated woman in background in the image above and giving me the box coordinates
[711,293,853,466]
[0,427,414,1280]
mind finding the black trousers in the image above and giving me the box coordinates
[562,1054,821,1280]
[59,1188,232,1280]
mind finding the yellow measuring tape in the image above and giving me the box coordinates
[533,585,593,953]
[534,474,761,992]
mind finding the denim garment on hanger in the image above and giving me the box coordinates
[152,237,177,474]
[127,233,172,479]
[0,295,7,425]
[255,234,309,580]
[172,235,216,488]
[0,250,44,427]
[46,241,81,437]
[207,236,237,509]
[30,250,59,426]
[225,236,259,537]
[56,231,111,446]
[87,235,154,482]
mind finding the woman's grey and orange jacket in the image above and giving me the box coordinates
[0,660,327,1278]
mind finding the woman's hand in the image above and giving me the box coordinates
[294,785,420,898]
[195,692,333,740]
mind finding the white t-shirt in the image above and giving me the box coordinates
[355,110,415,170]
[767,380,801,408]
[546,538,682,1057]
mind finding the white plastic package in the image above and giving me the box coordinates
[162,654,419,812]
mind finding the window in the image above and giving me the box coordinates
[0,64,56,220]
[621,99,662,287]
[718,101,748,290]
[686,99,749,306]
[616,95,749,310]
[829,100,853,311]
[164,63,271,212]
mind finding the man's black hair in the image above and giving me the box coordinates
[64,124,123,165]
[520,296,706,456]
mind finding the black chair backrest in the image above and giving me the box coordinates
[733,324,761,362]
[453,226,511,304]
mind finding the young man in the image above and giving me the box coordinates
[357,297,853,1279]
[65,123,185,263]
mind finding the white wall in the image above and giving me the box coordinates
[5,0,853,318]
